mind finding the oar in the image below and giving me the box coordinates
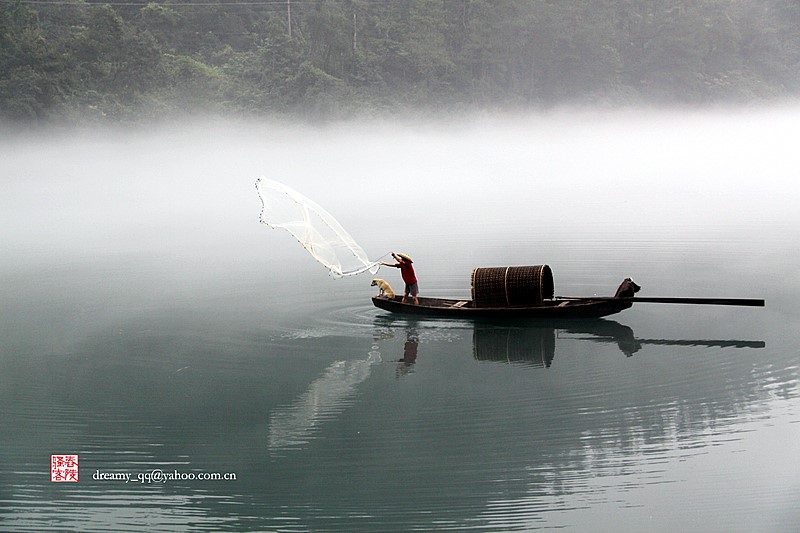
[558,296,765,307]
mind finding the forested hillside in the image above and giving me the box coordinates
[2,0,800,122]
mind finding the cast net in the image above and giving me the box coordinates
[255,177,381,278]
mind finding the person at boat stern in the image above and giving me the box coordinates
[380,252,419,304]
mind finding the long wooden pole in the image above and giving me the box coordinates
[559,296,765,307]
[630,296,764,306]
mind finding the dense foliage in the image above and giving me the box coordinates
[2,0,800,122]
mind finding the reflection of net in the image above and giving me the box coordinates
[268,354,381,452]
[256,177,380,278]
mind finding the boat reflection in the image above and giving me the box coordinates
[473,319,645,365]
[373,315,764,369]
[473,319,765,366]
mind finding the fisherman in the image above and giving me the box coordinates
[380,252,419,305]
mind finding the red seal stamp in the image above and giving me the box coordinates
[51,454,79,482]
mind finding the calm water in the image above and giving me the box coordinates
[1,109,799,531]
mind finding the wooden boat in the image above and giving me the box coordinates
[372,295,634,319]
[371,295,764,319]
[371,265,765,319]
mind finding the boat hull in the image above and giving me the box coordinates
[371,296,632,319]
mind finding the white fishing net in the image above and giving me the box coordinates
[255,177,381,278]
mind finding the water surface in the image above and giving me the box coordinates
[1,109,798,531]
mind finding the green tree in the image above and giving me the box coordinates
[0,1,64,119]
[4,0,800,122]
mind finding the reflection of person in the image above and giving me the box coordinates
[401,338,418,364]
[380,252,419,304]
[396,330,419,378]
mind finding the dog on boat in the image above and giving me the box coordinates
[371,279,396,299]
[614,278,641,298]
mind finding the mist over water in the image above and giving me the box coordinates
[3,107,797,257]
[1,108,799,532]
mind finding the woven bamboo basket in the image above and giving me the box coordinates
[470,265,554,308]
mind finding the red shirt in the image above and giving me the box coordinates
[398,261,417,285]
